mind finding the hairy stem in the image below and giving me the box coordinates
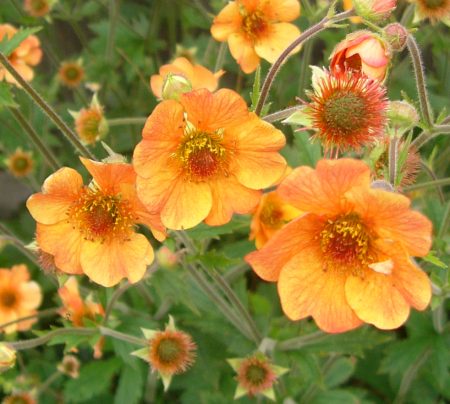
[263,105,302,123]
[406,36,433,128]
[0,51,95,159]
[254,9,355,116]
[403,177,450,192]
[9,107,61,171]
[107,117,147,127]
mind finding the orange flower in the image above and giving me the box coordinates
[58,61,85,88]
[250,190,301,249]
[27,159,166,287]
[343,0,363,23]
[58,277,104,327]
[0,265,42,334]
[133,88,287,230]
[0,24,42,85]
[150,57,224,99]
[5,148,34,177]
[23,0,53,17]
[211,0,301,73]
[3,393,36,404]
[246,159,432,333]
[330,30,390,81]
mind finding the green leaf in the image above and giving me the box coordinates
[114,363,145,404]
[64,358,121,403]
[0,82,17,109]
[422,251,448,269]
[0,26,42,56]
[324,357,356,388]
[185,216,250,240]
[312,389,360,404]
[250,66,261,111]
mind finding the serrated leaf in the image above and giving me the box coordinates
[185,216,250,240]
[114,363,145,404]
[0,82,17,108]
[0,27,42,56]
[324,357,355,388]
[312,389,360,404]
[422,251,448,269]
[64,358,121,403]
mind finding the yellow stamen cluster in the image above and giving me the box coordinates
[320,213,372,273]
[69,187,135,242]
[176,128,226,181]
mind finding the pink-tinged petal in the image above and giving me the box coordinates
[205,175,261,226]
[278,247,362,333]
[246,213,324,281]
[346,37,389,68]
[80,233,154,287]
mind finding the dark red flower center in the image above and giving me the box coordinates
[242,10,268,40]
[155,337,183,364]
[245,363,268,386]
[260,202,284,228]
[0,290,18,308]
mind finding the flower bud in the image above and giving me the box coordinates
[330,30,390,81]
[0,344,16,373]
[161,73,193,101]
[57,355,80,378]
[387,100,419,133]
[353,0,397,23]
[156,246,179,269]
[383,23,409,52]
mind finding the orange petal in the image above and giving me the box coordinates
[205,175,261,226]
[10,264,30,282]
[80,233,153,287]
[150,74,164,98]
[211,1,242,41]
[191,65,223,92]
[134,197,167,242]
[246,213,324,281]
[0,310,19,334]
[141,99,185,141]
[254,23,301,64]
[278,247,362,333]
[36,222,84,275]
[262,0,301,22]
[278,159,371,215]
[18,281,42,310]
[227,115,286,189]
[346,37,388,68]
[228,33,261,74]
[180,88,249,132]
[346,188,432,257]
[160,177,213,230]
[27,167,83,225]
[80,158,135,194]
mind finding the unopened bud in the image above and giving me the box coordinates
[161,74,192,101]
[0,344,16,373]
[57,355,80,378]
[156,246,179,269]
[353,0,397,23]
[388,101,419,134]
[384,23,408,52]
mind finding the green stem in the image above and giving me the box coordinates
[406,35,433,128]
[403,177,450,192]
[432,303,445,334]
[411,124,450,149]
[103,282,133,324]
[438,202,450,240]
[419,160,445,204]
[8,328,97,350]
[255,9,355,116]
[277,331,327,351]
[99,326,147,346]
[107,117,147,127]
[0,308,59,332]
[106,0,120,61]
[389,136,399,187]
[263,106,302,123]
[0,223,40,266]
[37,371,61,396]
[214,42,227,73]
[0,51,96,160]
[9,107,61,171]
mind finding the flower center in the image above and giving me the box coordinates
[155,337,182,364]
[65,66,81,81]
[242,10,268,41]
[260,202,284,228]
[80,113,101,142]
[12,156,30,172]
[245,364,268,386]
[323,91,366,133]
[423,0,445,8]
[31,0,48,12]
[320,213,372,272]
[176,128,226,181]
[69,188,135,242]
[0,290,17,308]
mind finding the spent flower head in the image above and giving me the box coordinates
[5,148,34,178]
[59,60,85,88]
[132,316,197,391]
[0,344,16,373]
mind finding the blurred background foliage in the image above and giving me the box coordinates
[0,0,449,403]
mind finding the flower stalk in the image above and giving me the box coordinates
[254,9,355,116]
[0,50,96,160]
